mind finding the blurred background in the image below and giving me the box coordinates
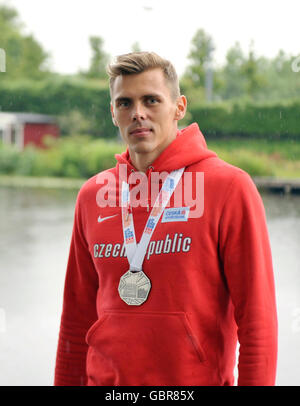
[0,0,299,386]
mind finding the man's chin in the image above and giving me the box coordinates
[130,141,155,154]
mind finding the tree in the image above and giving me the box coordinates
[84,36,109,79]
[0,4,50,80]
[180,29,215,103]
[262,50,300,100]
[218,41,246,100]
[0,4,21,34]
[240,40,267,99]
[184,28,215,87]
[131,42,142,53]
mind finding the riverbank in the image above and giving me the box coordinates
[0,175,86,190]
[1,174,300,194]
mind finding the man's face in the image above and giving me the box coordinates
[110,68,186,157]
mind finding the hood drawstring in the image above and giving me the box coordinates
[126,168,135,221]
[147,166,154,212]
[125,165,158,214]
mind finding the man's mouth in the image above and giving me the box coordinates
[129,127,152,136]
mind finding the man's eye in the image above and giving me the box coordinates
[118,101,130,108]
[147,98,158,105]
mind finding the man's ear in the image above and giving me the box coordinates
[175,95,187,121]
[110,102,118,127]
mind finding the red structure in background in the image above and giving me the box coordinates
[23,123,59,148]
[0,112,60,150]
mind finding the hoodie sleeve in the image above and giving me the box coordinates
[54,191,99,386]
[219,170,278,386]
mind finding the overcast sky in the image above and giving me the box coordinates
[4,0,300,76]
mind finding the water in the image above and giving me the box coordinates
[0,186,299,386]
[0,187,77,386]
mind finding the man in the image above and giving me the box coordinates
[54,52,277,386]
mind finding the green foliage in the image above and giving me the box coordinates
[239,40,268,99]
[207,137,300,178]
[81,36,110,80]
[183,28,215,87]
[1,76,300,140]
[189,100,300,139]
[2,135,300,180]
[0,4,50,80]
[0,136,125,178]
[207,137,300,162]
[214,43,294,102]
[57,109,92,136]
[216,42,247,100]
[0,141,20,173]
[31,135,126,178]
[16,144,39,175]
[182,28,300,103]
[213,148,275,177]
[131,42,142,52]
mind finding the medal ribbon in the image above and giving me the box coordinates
[121,167,185,272]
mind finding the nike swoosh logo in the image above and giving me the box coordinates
[98,214,118,223]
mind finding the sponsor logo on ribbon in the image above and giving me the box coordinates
[124,228,134,243]
[145,217,155,234]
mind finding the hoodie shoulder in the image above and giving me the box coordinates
[191,155,258,197]
[195,155,251,180]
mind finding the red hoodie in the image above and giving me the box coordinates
[54,123,277,386]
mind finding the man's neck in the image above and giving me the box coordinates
[129,132,177,173]
[129,151,159,173]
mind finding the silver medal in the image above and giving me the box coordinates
[118,270,151,306]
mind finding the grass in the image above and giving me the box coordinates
[206,137,300,178]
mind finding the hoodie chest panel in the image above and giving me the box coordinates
[88,200,218,280]
[88,204,223,310]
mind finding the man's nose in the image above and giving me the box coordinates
[132,103,145,121]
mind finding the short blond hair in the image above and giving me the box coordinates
[106,51,180,100]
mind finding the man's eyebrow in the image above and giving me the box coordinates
[115,94,162,103]
[143,94,162,99]
[115,96,131,103]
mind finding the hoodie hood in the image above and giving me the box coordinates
[115,123,217,173]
